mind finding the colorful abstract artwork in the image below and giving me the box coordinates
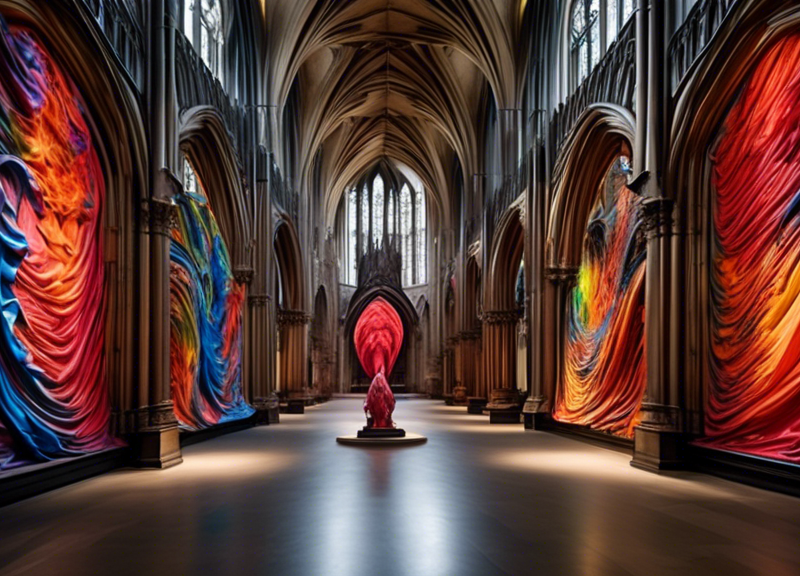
[695,36,800,462]
[0,21,115,469]
[170,168,253,430]
[553,157,647,438]
[354,297,403,428]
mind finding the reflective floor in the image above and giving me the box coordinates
[1,399,799,576]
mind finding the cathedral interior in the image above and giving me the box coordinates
[1,1,800,575]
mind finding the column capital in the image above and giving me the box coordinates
[248,294,271,307]
[481,309,521,325]
[277,309,312,326]
[141,197,178,236]
[639,197,674,238]
[233,266,254,285]
[545,265,579,284]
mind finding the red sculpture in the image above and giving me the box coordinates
[354,297,404,429]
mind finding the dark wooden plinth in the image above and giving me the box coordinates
[0,447,130,507]
[467,397,487,414]
[281,399,305,414]
[268,406,280,424]
[357,427,406,438]
[686,445,800,498]
[488,409,521,424]
[181,418,254,447]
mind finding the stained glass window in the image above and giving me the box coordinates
[340,174,427,288]
[400,184,412,286]
[373,175,384,245]
[415,187,427,284]
[347,187,357,284]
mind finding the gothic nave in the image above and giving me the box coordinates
[1,1,800,575]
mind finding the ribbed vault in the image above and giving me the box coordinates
[264,0,523,230]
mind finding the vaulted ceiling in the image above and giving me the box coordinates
[263,0,525,228]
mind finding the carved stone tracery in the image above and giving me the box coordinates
[482,309,521,325]
[277,309,312,327]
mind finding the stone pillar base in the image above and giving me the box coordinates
[281,399,305,414]
[467,397,487,414]
[253,407,271,425]
[523,412,551,430]
[631,427,685,472]
[131,426,182,469]
[522,396,550,430]
[268,406,280,424]
[488,408,521,424]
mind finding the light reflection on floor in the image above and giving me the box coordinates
[1,398,799,576]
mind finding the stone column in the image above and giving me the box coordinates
[630,0,683,471]
[528,266,578,430]
[524,145,546,428]
[131,0,181,468]
[461,327,484,413]
[248,146,278,424]
[631,198,681,470]
[483,310,522,422]
[277,309,312,401]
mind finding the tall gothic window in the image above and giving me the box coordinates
[182,0,225,80]
[340,172,427,287]
[570,0,635,90]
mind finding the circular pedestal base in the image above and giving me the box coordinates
[336,432,427,446]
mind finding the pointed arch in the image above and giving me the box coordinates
[179,106,252,271]
[548,103,636,269]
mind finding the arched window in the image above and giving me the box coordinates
[182,1,225,80]
[347,188,357,285]
[415,188,427,284]
[570,0,635,90]
[400,184,412,286]
[373,175,384,243]
[339,171,427,287]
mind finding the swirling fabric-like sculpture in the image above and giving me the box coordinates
[170,188,253,430]
[695,36,800,462]
[354,297,403,428]
[553,157,647,438]
[0,21,115,469]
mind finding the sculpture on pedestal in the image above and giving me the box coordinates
[353,297,404,437]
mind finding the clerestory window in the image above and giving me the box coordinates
[182,0,225,81]
[570,0,635,90]
[341,172,427,287]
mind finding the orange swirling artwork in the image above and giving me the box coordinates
[0,21,115,468]
[695,36,800,462]
[553,157,647,438]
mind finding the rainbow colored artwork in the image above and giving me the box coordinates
[170,176,253,430]
[553,157,647,438]
[695,36,800,462]
[0,20,116,469]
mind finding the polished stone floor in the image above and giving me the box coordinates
[1,398,799,576]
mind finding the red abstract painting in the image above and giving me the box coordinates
[695,36,800,462]
[354,297,403,428]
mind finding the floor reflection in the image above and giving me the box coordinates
[0,399,799,576]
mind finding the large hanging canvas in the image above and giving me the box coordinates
[0,21,115,468]
[696,36,800,462]
[553,157,647,438]
[170,181,253,430]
